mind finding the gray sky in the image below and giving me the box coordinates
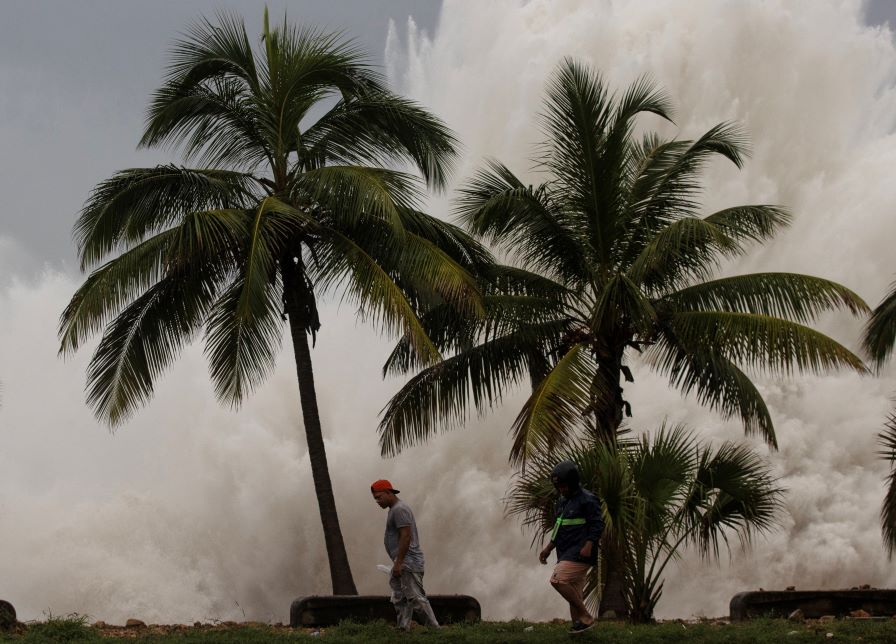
[866,0,896,27]
[0,0,439,273]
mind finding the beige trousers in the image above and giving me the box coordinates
[388,569,439,630]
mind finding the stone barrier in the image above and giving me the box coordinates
[0,600,16,632]
[290,594,480,627]
[730,589,896,621]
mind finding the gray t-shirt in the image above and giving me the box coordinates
[384,499,425,572]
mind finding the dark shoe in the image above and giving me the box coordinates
[569,620,595,634]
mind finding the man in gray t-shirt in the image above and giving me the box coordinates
[371,479,439,630]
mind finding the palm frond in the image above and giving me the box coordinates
[863,280,896,369]
[684,441,784,559]
[626,204,791,293]
[160,11,260,94]
[629,424,697,522]
[480,264,572,300]
[626,216,743,292]
[510,343,599,464]
[300,90,458,190]
[85,266,220,425]
[314,209,485,319]
[261,18,379,104]
[879,412,896,556]
[395,208,494,271]
[611,75,674,128]
[666,273,869,323]
[75,166,256,269]
[602,75,674,252]
[259,21,382,163]
[660,311,868,376]
[60,229,177,355]
[379,319,570,456]
[454,159,585,281]
[540,58,618,263]
[312,228,441,366]
[704,205,791,246]
[636,123,750,221]
[592,273,658,336]
[295,165,423,234]
[619,125,754,265]
[647,335,777,446]
[359,227,483,318]
[203,200,284,404]
[383,295,567,378]
[142,77,273,170]
[62,206,254,357]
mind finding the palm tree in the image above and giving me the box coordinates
[58,11,486,595]
[863,281,896,554]
[508,423,783,622]
[379,58,869,613]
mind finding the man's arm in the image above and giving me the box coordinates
[579,497,604,559]
[539,541,555,564]
[392,526,411,577]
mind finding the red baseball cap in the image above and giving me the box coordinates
[371,479,400,494]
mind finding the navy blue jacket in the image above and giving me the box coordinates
[552,488,604,565]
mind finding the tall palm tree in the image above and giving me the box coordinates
[508,424,783,622]
[863,281,896,554]
[379,58,868,613]
[58,11,486,595]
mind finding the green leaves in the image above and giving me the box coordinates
[625,207,791,292]
[63,10,464,428]
[379,319,569,457]
[314,228,442,366]
[592,273,657,336]
[203,199,285,404]
[660,311,867,375]
[86,267,219,425]
[507,424,783,621]
[667,273,869,323]
[295,166,423,233]
[301,91,458,190]
[455,159,586,281]
[648,340,777,446]
[878,414,896,556]
[510,343,599,464]
[863,280,896,369]
[75,166,255,269]
[383,58,870,461]
[864,282,896,558]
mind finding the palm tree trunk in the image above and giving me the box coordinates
[599,536,628,619]
[282,257,358,595]
[594,348,629,618]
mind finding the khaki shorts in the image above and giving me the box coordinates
[550,560,591,587]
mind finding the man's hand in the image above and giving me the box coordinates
[392,560,403,577]
[579,541,593,559]
[539,544,553,565]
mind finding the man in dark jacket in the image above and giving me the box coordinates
[538,460,604,634]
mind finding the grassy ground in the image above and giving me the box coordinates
[5,616,896,643]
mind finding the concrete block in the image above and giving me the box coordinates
[730,589,896,621]
[290,594,480,627]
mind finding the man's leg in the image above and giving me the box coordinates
[570,567,593,625]
[389,575,413,630]
[550,562,593,625]
[400,570,440,628]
